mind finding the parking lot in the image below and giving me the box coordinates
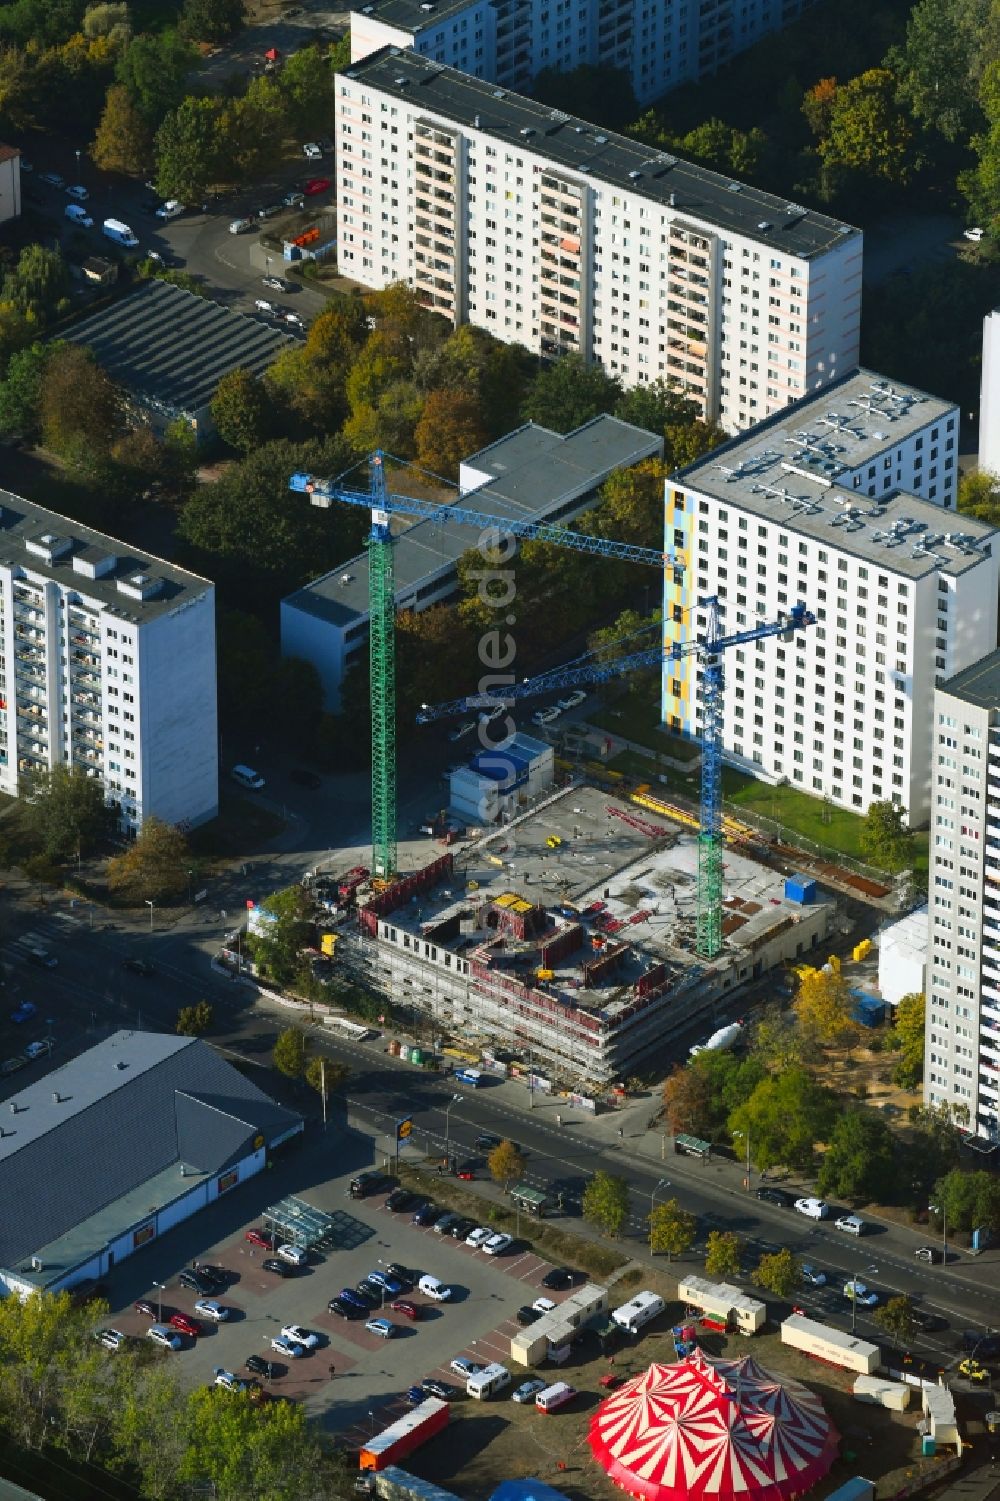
[105,1142,568,1435]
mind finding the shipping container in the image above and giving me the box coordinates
[850,991,885,1028]
[372,1467,462,1501]
[784,874,816,905]
[359,1399,449,1472]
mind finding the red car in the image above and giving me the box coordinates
[390,1299,421,1321]
[303,177,331,196]
[168,1312,201,1338]
[245,1228,271,1248]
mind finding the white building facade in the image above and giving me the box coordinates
[668,374,994,826]
[0,144,21,225]
[0,492,218,832]
[350,0,818,106]
[979,308,1000,479]
[925,654,1000,1141]
[336,50,862,433]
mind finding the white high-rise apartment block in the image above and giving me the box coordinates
[925,653,1000,1142]
[0,490,218,832]
[979,307,1000,478]
[667,372,996,826]
[350,0,818,106]
[336,50,862,433]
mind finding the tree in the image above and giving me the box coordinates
[875,1295,917,1345]
[521,354,622,433]
[116,29,196,129]
[861,799,914,872]
[889,0,993,142]
[904,1102,968,1197]
[751,1247,799,1297]
[39,344,119,467]
[176,1001,214,1036]
[0,341,49,440]
[582,1170,631,1237]
[83,3,132,42]
[21,764,115,861]
[932,1167,1000,1232]
[155,95,227,203]
[663,1063,716,1139]
[594,459,668,553]
[704,1229,743,1278]
[958,468,1000,525]
[279,43,335,136]
[219,75,286,183]
[266,299,369,434]
[818,69,914,185]
[211,368,273,453]
[179,1380,336,1501]
[488,1140,526,1187]
[817,1108,897,1201]
[180,0,246,43]
[749,1003,806,1069]
[728,1068,837,1171]
[802,77,839,138]
[893,991,925,1089]
[92,82,152,175]
[793,961,857,1046]
[304,1054,348,1097]
[648,1197,696,1260]
[249,884,314,986]
[414,388,490,480]
[107,817,191,903]
[2,245,69,326]
[272,1027,307,1080]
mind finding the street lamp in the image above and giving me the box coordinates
[444,1093,463,1170]
[651,1177,670,1214]
[850,1266,877,1335]
[733,1129,751,1189]
[152,1280,165,1323]
[145,899,154,932]
[930,1200,947,1264]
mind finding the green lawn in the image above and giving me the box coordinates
[720,769,870,857]
[589,694,700,761]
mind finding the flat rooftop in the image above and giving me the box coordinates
[344,49,860,260]
[937,649,1000,711]
[63,279,296,418]
[380,785,834,1017]
[353,0,474,31]
[284,414,661,627]
[0,490,211,624]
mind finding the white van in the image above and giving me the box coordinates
[535,1381,577,1413]
[65,203,93,227]
[230,764,265,791]
[467,1362,511,1399]
[102,218,139,248]
[417,1274,451,1302]
[611,1291,665,1336]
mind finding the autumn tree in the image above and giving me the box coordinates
[958,468,1000,525]
[155,95,227,203]
[249,885,315,987]
[893,991,925,1089]
[21,764,115,860]
[704,1230,743,1278]
[2,244,69,326]
[211,368,273,452]
[793,960,857,1046]
[176,1001,214,1036]
[751,1247,799,1297]
[582,1171,631,1237]
[521,353,621,432]
[39,344,119,467]
[728,1068,836,1171]
[279,43,335,136]
[83,3,132,42]
[801,76,838,138]
[219,74,285,183]
[488,1140,526,1187]
[648,1197,696,1260]
[818,70,914,185]
[266,298,369,433]
[749,1003,806,1069]
[116,28,196,128]
[107,816,191,902]
[180,0,245,43]
[305,1054,349,1099]
[92,82,153,175]
[414,388,490,479]
[875,1295,917,1345]
[861,798,914,872]
[663,1064,716,1139]
[272,1026,308,1080]
[594,459,668,553]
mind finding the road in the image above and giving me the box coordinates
[2,899,995,1369]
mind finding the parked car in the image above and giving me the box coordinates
[800,1265,827,1287]
[24,1041,52,1061]
[338,1288,369,1311]
[532,1297,556,1314]
[843,1280,879,1306]
[178,1269,215,1294]
[368,1270,404,1294]
[276,1244,308,1267]
[134,1299,157,1318]
[147,1324,182,1350]
[386,1188,415,1212]
[448,1217,477,1240]
[168,1313,201,1337]
[531,706,561,726]
[245,1228,272,1248]
[835,1214,867,1236]
[95,1328,127,1350]
[229,217,255,234]
[256,202,285,219]
[466,1226,492,1248]
[456,1160,479,1180]
[484,1232,513,1256]
[262,1258,294,1277]
[512,1379,548,1403]
[356,1279,382,1304]
[413,1203,440,1227]
[433,1213,460,1236]
[39,171,65,187]
[390,1299,421,1320]
[193,1264,228,1288]
[156,200,183,219]
[417,1275,451,1302]
[271,1334,305,1358]
[282,191,305,210]
[66,184,90,200]
[246,1353,274,1377]
[385,1263,413,1285]
[914,1245,942,1263]
[329,1298,363,1319]
[517,1306,542,1326]
[281,1324,319,1349]
[794,1197,829,1220]
[541,1267,575,1290]
[123,958,155,976]
[10,1003,37,1025]
[302,142,323,158]
[475,1132,502,1152]
[912,1310,947,1332]
[557,690,587,711]
[365,1318,395,1339]
[213,1368,247,1393]
[421,1379,456,1400]
[406,1384,427,1404]
[965,227,984,241]
[449,1357,483,1378]
[756,1187,793,1207]
[193,1299,230,1322]
[303,177,331,195]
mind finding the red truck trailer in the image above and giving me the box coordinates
[359,1399,449,1472]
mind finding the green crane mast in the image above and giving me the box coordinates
[366,454,396,883]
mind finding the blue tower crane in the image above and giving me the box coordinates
[289,453,671,882]
[418,598,816,958]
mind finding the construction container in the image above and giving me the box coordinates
[853,938,873,962]
[850,991,885,1028]
[853,1375,911,1410]
[784,874,816,905]
[921,1436,937,1458]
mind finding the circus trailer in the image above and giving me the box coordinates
[780,1315,880,1376]
[360,1400,449,1472]
[677,1277,766,1335]
[588,1351,840,1501]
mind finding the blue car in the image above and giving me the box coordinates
[368,1270,403,1295]
[406,1385,426,1404]
[10,1002,37,1025]
[339,1288,368,1310]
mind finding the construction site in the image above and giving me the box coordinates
[343,783,836,1091]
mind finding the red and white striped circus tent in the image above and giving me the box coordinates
[588,1350,839,1501]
